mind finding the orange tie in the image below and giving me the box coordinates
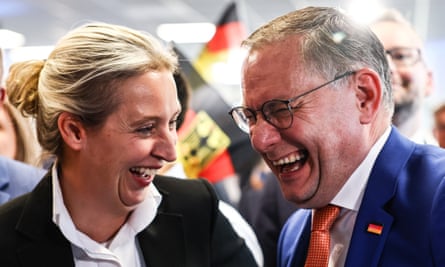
[304,205,341,267]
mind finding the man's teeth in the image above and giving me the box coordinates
[272,152,305,166]
[130,167,156,178]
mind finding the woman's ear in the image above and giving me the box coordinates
[0,87,5,102]
[58,112,86,151]
[353,68,382,124]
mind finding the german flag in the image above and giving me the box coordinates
[172,44,260,195]
[193,2,247,84]
[367,223,384,235]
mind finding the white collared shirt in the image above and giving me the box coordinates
[51,162,162,267]
[326,127,391,267]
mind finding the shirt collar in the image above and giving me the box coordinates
[51,160,162,253]
[331,127,391,211]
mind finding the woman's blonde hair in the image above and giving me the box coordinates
[6,22,177,161]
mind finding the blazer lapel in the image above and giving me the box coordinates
[345,204,393,267]
[138,201,186,267]
[345,128,414,267]
[292,214,311,267]
[17,233,74,266]
[15,174,75,266]
[277,209,311,267]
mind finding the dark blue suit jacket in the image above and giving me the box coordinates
[0,156,45,204]
[278,127,445,267]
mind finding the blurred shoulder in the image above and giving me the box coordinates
[0,156,46,203]
[0,156,46,179]
[153,175,218,209]
[154,175,214,194]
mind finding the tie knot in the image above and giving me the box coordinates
[312,205,341,231]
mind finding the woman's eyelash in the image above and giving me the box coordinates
[137,124,155,134]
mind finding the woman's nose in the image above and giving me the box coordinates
[158,129,178,162]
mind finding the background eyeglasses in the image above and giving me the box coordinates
[229,71,355,133]
[385,47,422,68]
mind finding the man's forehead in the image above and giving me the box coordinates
[371,21,423,49]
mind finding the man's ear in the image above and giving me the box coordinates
[58,112,86,151]
[353,68,383,124]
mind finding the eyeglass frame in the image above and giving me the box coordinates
[229,70,356,133]
[385,47,422,68]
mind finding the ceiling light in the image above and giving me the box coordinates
[0,29,25,48]
[7,46,53,62]
[347,1,385,25]
[156,23,215,43]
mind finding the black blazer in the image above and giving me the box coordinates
[0,173,257,267]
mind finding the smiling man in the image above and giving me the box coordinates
[370,8,435,144]
[229,6,445,267]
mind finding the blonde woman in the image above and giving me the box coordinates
[0,23,257,266]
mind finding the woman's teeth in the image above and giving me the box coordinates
[130,167,156,179]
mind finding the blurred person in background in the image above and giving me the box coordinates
[370,8,435,144]
[0,101,20,160]
[0,101,40,165]
[0,22,258,266]
[0,48,45,204]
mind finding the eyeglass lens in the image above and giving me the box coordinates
[230,71,355,133]
[385,47,421,67]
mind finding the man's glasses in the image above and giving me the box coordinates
[385,47,422,68]
[229,71,356,133]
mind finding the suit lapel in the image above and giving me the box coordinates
[277,209,312,267]
[345,128,414,267]
[138,194,186,267]
[15,174,75,266]
[346,205,393,266]
[17,235,74,266]
[291,213,311,267]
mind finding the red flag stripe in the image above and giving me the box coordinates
[206,21,247,52]
[199,150,235,183]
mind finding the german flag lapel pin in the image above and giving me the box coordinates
[367,223,383,235]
